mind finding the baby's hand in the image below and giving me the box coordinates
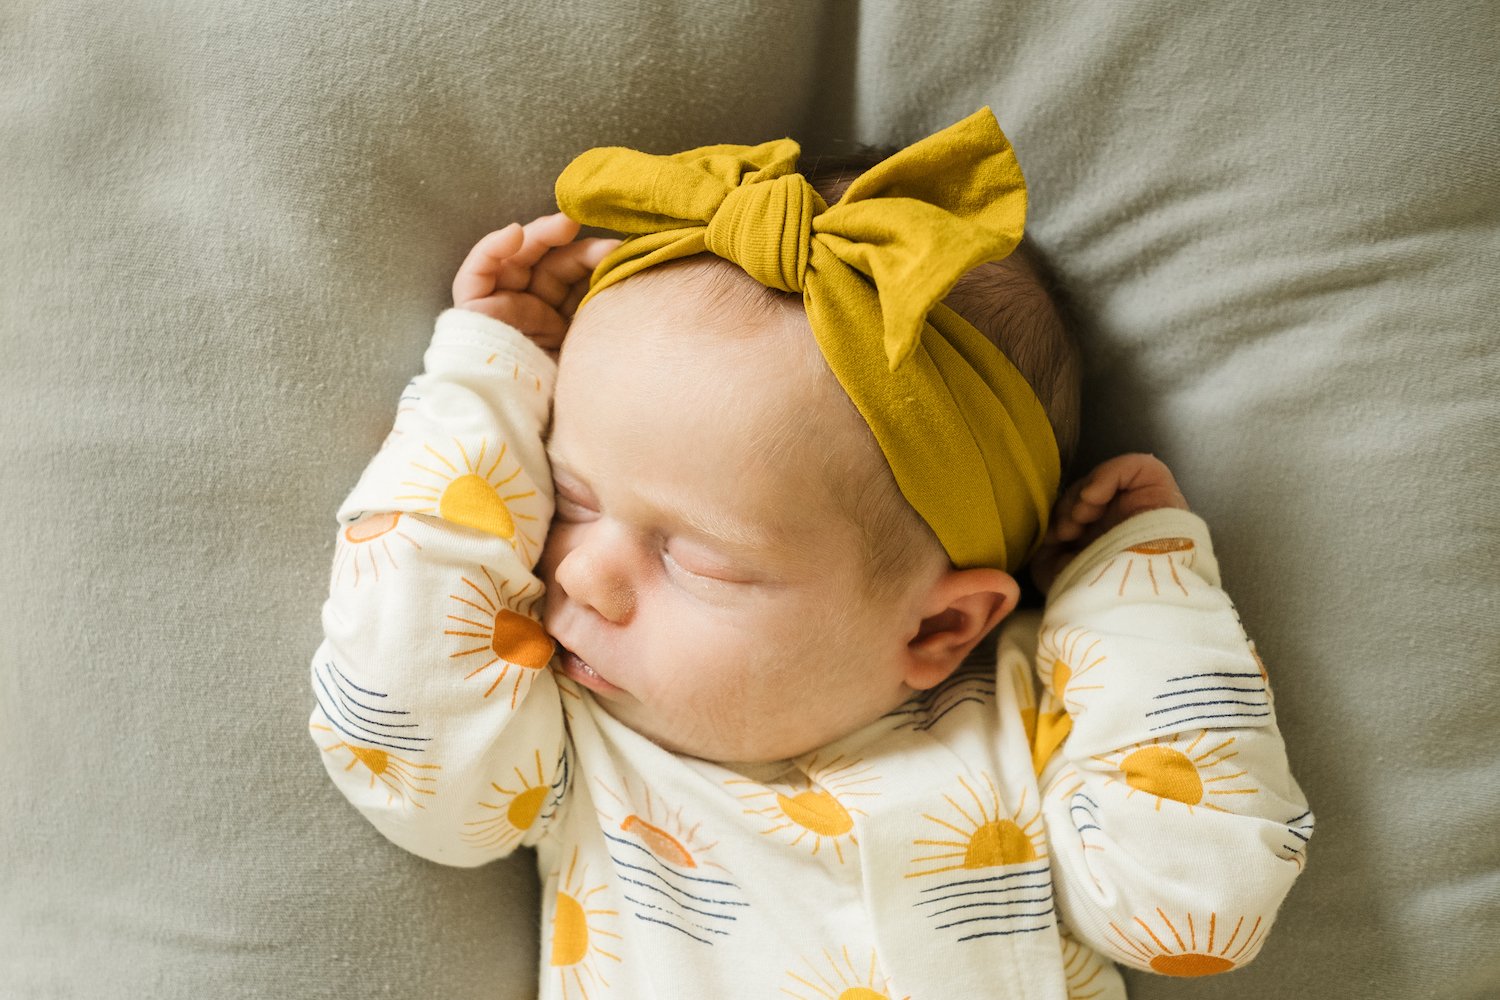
[452,212,620,355]
[1030,453,1190,593]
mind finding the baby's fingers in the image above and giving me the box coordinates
[528,237,622,314]
[492,213,581,289]
[460,291,568,348]
[1047,473,1110,543]
[453,223,525,306]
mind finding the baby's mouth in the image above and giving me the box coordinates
[557,645,623,696]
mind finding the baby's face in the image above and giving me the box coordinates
[537,270,945,764]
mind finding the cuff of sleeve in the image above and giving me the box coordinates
[432,308,559,384]
[1045,507,1219,602]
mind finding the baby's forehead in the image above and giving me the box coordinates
[557,262,885,533]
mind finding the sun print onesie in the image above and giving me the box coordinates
[309,308,1314,999]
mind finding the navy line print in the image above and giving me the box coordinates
[927,894,1054,919]
[606,857,750,907]
[956,912,1056,942]
[314,671,429,752]
[331,663,396,700]
[601,831,739,887]
[612,874,741,921]
[1145,698,1270,718]
[917,864,1051,895]
[1070,796,1102,833]
[917,881,1053,908]
[538,749,570,825]
[316,667,424,737]
[1154,684,1266,699]
[623,895,730,937]
[631,912,715,946]
[934,903,1056,930]
[1149,710,1271,732]
[320,670,423,730]
[1165,671,1264,682]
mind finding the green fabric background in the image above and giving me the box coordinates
[2,1,1495,997]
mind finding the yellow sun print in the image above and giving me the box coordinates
[462,749,556,853]
[1037,624,1107,717]
[445,566,553,706]
[311,723,440,810]
[780,947,907,1000]
[1107,909,1266,976]
[1094,731,1259,813]
[908,775,1054,941]
[908,774,1047,878]
[395,436,543,562]
[731,754,879,864]
[1087,537,1198,597]
[332,511,422,588]
[1059,927,1113,999]
[550,848,622,1000]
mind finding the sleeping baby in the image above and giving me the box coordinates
[310,107,1312,998]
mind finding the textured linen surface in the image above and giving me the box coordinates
[1,0,1495,998]
[312,308,1309,999]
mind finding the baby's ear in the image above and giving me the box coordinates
[903,568,1019,691]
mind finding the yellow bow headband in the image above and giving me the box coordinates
[555,107,1059,573]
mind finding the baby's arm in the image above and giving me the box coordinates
[308,217,614,866]
[1024,455,1312,975]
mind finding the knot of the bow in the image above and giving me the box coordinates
[704,172,823,293]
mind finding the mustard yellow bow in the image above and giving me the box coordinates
[555,107,1059,573]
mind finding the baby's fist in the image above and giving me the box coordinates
[1031,453,1189,593]
[452,213,620,355]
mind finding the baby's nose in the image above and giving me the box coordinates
[552,534,637,625]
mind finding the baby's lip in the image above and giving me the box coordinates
[555,643,624,698]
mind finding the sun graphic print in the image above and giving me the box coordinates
[780,947,908,1000]
[730,754,879,864]
[309,660,438,810]
[1085,537,1199,598]
[1094,731,1259,814]
[444,565,553,706]
[483,352,546,394]
[549,847,622,1000]
[594,776,747,946]
[1058,926,1115,1000]
[462,748,567,854]
[394,436,544,563]
[331,511,422,588]
[1026,624,1108,775]
[907,774,1054,941]
[1107,909,1267,977]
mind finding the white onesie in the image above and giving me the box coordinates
[310,308,1312,998]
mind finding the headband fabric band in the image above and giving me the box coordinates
[554,107,1060,572]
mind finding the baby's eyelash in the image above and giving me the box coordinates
[661,547,733,586]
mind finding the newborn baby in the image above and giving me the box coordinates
[311,109,1311,998]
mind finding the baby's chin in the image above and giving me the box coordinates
[595,697,845,767]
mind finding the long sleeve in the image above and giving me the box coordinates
[308,308,570,867]
[1029,508,1312,976]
